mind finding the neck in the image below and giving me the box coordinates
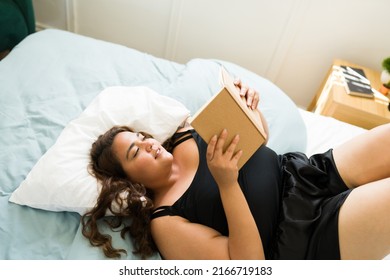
[150,161,184,208]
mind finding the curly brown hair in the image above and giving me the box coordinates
[81,125,169,259]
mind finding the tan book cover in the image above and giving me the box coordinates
[190,67,267,169]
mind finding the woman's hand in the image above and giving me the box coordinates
[206,129,243,188]
[234,78,269,142]
[233,78,260,110]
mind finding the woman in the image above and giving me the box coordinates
[82,80,390,260]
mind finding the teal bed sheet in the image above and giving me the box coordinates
[0,29,306,259]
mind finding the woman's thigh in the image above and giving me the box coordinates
[333,123,390,188]
[338,178,390,259]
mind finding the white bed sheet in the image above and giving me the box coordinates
[299,109,366,156]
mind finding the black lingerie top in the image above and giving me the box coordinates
[152,129,282,259]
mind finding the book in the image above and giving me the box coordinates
[340,65,374,98]
[190,67,267,169]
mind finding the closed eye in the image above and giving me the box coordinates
[132,134,146,158]
[133,147,139,158]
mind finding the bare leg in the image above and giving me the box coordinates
[339,178,390,259]
[333,123,390,188]
[334,124,390,259]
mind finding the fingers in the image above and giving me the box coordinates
[234,78,259,110]
[228,135,243,162]
[246,88,254,109]
[225,133,240,156]
[206,130,242,186]
[233,78,241,87]
[215,129,228,152]
[206,129,228,162]
[206,129,242,164]
[206,134,218,161]
[241,87,259,110]
[249,88,259,109]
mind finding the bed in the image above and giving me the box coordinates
[0,29,379,260]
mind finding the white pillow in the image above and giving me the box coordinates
[9,86,190,215]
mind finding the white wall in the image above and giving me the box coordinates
[32,0,390,108]
[33,0,69,30]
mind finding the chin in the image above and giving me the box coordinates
[162,149,173,160]
[162,152,174,169]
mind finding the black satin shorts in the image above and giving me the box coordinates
[271,149,352,260]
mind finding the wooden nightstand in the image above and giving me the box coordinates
[308,59,390,129]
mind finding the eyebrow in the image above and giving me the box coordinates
[126,132,139,160]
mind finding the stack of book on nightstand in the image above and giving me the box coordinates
[340,65,374,98]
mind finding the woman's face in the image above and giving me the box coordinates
[112,131,173,187]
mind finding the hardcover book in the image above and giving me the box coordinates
[190,67,267,169]
[340,65,374,98]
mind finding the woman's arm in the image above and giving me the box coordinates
[206,129,265,259]
[151,215,231,259]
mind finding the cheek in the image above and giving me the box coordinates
[124,156,157,183]
[127,154,173,185]
[124,159,148,182]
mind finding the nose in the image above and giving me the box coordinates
[141,139,157,153]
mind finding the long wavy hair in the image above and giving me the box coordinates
[81,125,173,259]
